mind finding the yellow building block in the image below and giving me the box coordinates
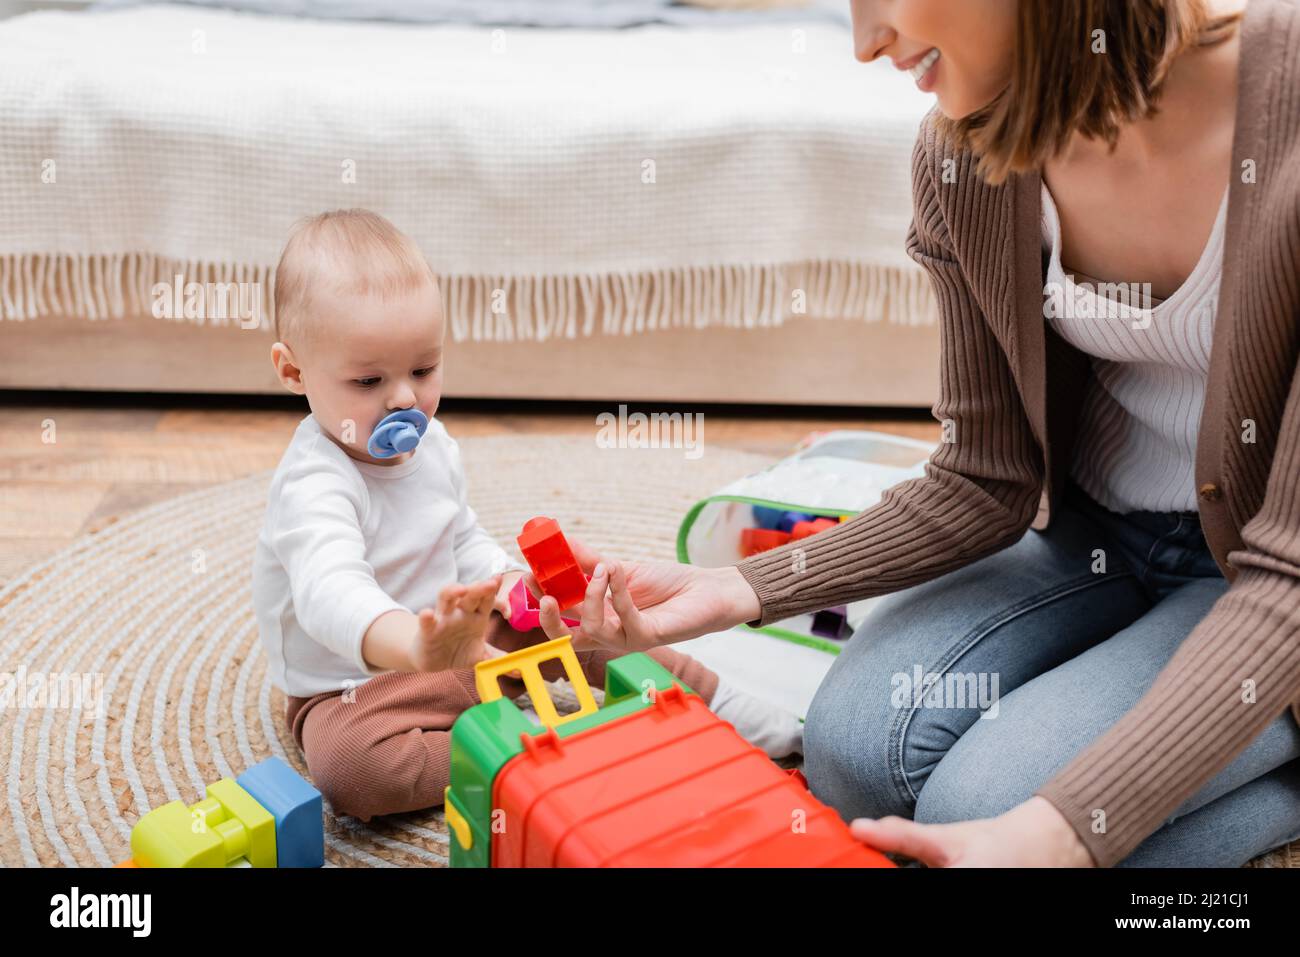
[130,779,276,868]
[131,801,225,868]
[206,778,276,868]
[474,634,598,729]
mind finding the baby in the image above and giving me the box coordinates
[251,208,802,822]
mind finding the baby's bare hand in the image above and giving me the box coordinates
[457,576,500,615]
[410,581,497,672]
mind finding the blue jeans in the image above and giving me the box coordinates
[804,480,1300,866]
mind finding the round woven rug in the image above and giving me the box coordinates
[4,433,1296,868]
[0,435,775,867]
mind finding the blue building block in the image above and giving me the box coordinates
[777,510,816,533]
[237,756,324,868]
[751,505,787,530]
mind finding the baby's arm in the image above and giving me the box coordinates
[362,578,500,672]
[269,467,406,676]
[269,466,495,675]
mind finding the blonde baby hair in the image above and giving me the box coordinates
[272,209,437,353]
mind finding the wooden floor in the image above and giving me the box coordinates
[0,392,938,587]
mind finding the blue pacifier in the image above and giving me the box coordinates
[367,408,429,458]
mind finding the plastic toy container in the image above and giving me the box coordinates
[445,636,894,868]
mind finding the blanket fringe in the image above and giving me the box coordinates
[0,253,937,336]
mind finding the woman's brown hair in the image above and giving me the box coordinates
[936,0,1243,184]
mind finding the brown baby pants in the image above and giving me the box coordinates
[285,614,720,821]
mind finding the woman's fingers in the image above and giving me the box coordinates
[849,817,955,867]
[606,561,647,645]
[527,543,627,649]
[537,595,570,641]
[579,563,611,639]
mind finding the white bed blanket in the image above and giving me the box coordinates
[0,5,938,337]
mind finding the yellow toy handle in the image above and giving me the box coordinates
[474,634,599,729]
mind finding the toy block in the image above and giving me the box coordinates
[517,517,588,611]
[791,517,839,540]
[129,802,221,868]
[811,607,849,640]
[474,635,599,729]
[237,756,325,868]
[602,652,693,706]
[750,505,788,530]
[740,528,792,557]
[206,779,277,867]
[506,577,580,632]
[776,511,816,533]
[130,779,275,868]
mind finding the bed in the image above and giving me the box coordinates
[0,1,939,405]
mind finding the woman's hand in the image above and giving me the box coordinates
[849,796,1096,867]
[533,539,761,652]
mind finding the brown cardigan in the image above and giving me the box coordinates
[737,0,1300,867]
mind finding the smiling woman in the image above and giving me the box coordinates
[928,0,1244,183]
[904,47,941,90]
[532,0,1300,869]
[851,0,1017,117]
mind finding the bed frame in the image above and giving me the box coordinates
[1,311,939,407]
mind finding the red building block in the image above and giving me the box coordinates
[517,517,589,611]
[740,528,793,557]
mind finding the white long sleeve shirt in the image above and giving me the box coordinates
[252,413,525,698]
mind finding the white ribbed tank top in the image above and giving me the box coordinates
[1041,182,1229,514]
